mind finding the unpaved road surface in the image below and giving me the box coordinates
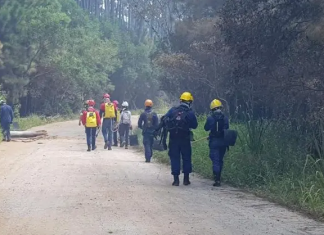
[0,120,324,235]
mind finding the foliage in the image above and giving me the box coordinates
[0,0,161,116]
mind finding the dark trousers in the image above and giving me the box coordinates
[113,131,118,145]
[168,139,192,176]
[86,127,97,148]
[102,118,113,147]
[143,134,154,161]
[119,123,130,146]
[209,139,227,180]
[1,123,11,141]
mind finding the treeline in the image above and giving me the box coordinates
[0,0,160,116]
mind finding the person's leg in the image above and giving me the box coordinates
[107,119,113,150]
[125,125,130,149]
[102,119,109,149]
[143,135,151,162]
[119,124,125,147]
[113,130,118,146]
[180,140,192,185]
[168,140,181,186]
[5,123,11,141]
[1,124,7,141]
[148,136,154,160]
[209,141,223,186]
[91,127,97,150]
[85,127,91,151]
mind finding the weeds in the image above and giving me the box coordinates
[150,114,324,219]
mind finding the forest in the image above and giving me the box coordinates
[2,0,324,216]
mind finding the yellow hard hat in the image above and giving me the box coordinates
[180,92,194,102]
[210,99,222,109]
[145,99,153,107]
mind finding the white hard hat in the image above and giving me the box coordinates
[122,101,129,107]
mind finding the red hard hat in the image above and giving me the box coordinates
[103,93,110,98]
[113,100,119,105]
[88,100,95,106]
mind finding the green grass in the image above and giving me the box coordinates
[151,115,324,220]
[0,114,76,143]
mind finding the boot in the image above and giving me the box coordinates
[213,172,221,187]
[183,174,191,186]
[87,145,91,152]
[104,141,108,149]
[172,175,180,186]
[92,145,96,150]
[120,141,125,148]
[125,144,128,149]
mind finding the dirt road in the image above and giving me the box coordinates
[0,120,324,235]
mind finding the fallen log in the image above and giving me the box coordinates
[10,130,48,138]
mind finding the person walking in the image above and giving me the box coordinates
[81,100,101,151]
[0,100,14,142]
[112,100,120,147]
[163,92,198,186]
[204,99,229,187]
[119,101,132,149]
[100,94,117,150]
[138,99,159,162]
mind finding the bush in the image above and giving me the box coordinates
[153,115,324,218]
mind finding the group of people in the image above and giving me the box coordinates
[79,94,132,152]
[80,92,230,187]
[137,92,230,187]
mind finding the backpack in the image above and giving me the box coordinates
[104,103,116,118]
[86,111,97,128]
[145,112,154,129]
[121,110,131,125]
[166,106,189,135]
[211,113,225,138]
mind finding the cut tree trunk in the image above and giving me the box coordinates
[10,130,48,138]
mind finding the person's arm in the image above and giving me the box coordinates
[99,103,105,118]
[138,113,144,129]
[81,111,87,126]
[96,110,101,126]
[188,111,198,129]
[153,113,159,129]
[204,116,213,131]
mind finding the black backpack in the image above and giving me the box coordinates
[211,113,225,138]
[166,106,189,135]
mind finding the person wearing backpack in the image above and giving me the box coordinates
[138,99,159,162]
[119,101,132,149]
[163,92,198,186]
[204,99,229,187]
[112,100,120,147]
[100,93,118,150]
[81,100,101,151]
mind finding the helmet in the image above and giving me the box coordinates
[180,92,194,102]
[103,93,110,99]
[144,99,153,107]
[88,100,95,106]
[84,100,90,105]
[210,99,222,110]
[122,101,129,107]
[113,100,119,106]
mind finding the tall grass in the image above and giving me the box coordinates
[153,115,324,218]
